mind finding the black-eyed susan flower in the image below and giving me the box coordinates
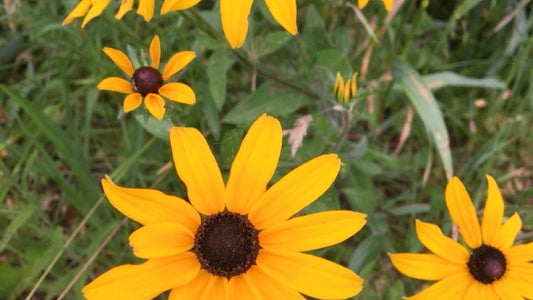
[162,0,297,48]
[97,35,195,120]
[389,175,533,299]
[334,72,358,104]
[82,114,366,299]
[63,0,158,27]
[358,0,393,10]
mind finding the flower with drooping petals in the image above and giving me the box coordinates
[98,35,195,120]
[162,0,297,48]
[63,0,158,27]
[389,175,533,299]
[82,114,367,299]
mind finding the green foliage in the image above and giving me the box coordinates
[1,0,532,299]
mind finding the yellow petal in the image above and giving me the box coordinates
[82,252,200,300]
[482,175,504,246]
[101,176,201,231]
[226,114,282,214]
[82,0,111,27]
[493,278,528,300]
[137,0,154,21]
[504,262,533,299]
[220,0,253,48]
[200,275,229,300]
[162,51,196,81]
[169,269,212,299]
[150,35,161,70]
[248,154,340,230]
[169,127,226,215]
[161,0,202,13]
[350,72,358,96]
[264,0,298,35]
[404,272,472,300]
[102,47,135,77]
[464,281,498,300]
[257,249,363,299]
[504,242,533,262]
[62,0,92,25]
[415,219,470,264]
[144,93,166,120]
[122,93,142,113]
[259,210,366,252]
[334,72,343,99]
[115,0,134,19]
[228,272,263,300]
[97,77,134,94]
[445,177,482,248]
[358,0,369,9]
[343,81,350,103]
[490,212,522,250]
[382,0,393,10]
[129,222,194,258]
[229,266,306,300]
[159,82,196,104]
[388,253,466,281]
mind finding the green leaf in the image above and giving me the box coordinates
[315,49,353,77]
[133,111,173,141]
[423,71,506,90]
[0,205,36,252]
[223,82,313,127]
[255,31,292,58]
[207,48,229,110]
[392,60,453,179]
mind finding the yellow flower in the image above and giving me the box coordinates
[62,0,159,27]
[389,175,533,299]
[334,72,358,104]
[82,114,366,299]
[97,35,195,120]
[358,0,393,10]
[162,0,298,48]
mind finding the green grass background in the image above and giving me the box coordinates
[1,0,532,299]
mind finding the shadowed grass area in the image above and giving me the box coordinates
[1,0,532,299]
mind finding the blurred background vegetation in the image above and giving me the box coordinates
[1,0,532,299]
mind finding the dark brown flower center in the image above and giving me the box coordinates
[467,245,507,284]
[131,66,163,95]
[193,211,260,279]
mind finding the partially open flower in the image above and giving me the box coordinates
[334,72,358,104]
[97,35,196,120]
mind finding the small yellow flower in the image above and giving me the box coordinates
[358,0,393,10]
[82,114,367,299]
[334,72,358,104]
[97,35,196,120]
[63,0,157,27]
[162,0,298,48]
[389,175,533,299]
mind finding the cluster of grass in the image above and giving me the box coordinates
[1,0,532,299]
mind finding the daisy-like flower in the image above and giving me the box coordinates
[82,114,366,299]
[389,175,533,299]
[97,35,195,120]
[63,0,154,27]
[162,0,297,49]
[358,0,393,10]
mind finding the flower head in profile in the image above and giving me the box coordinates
[334,72,358,104]
[98,35,195,120]
[63,0,156,27]
[162,0,297,48]
[389,175,533,299]
[83,114,366,299]
[358,0,393,10]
